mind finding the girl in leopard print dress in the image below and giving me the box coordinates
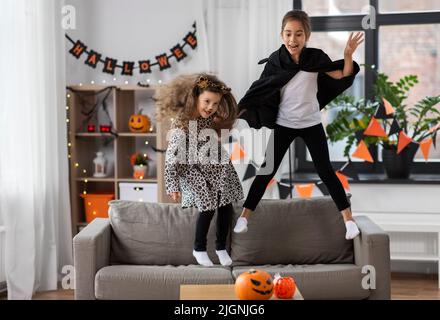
[155,74,244,267]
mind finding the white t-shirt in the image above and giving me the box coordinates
[276,71,322,129]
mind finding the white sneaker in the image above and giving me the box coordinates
[233,217,248,233]
[192,250,214,267]
[215,250,232,266]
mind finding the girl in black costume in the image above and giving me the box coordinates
[234,10,363,240]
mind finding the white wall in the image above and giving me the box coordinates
[65,0,209,85]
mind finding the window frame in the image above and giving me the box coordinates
[293,0,440,174]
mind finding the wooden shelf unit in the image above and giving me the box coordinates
[67,85,171,235]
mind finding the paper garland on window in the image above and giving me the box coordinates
[66,22,197,75]
[224,96,439,201]
[351,97,439,162]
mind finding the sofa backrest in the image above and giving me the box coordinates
[108,196,354,267]
[108,200,227,265]
[230,197,354,266]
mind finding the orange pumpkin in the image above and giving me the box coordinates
[129,113,151,133]
[273,274,296,299]
[235,269,273,300]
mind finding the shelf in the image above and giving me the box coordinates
[117,178,158,183]
[76,177,115,182]
[118,132,157,137]
[75,133,114,137]
[69,85,109,91]
[75,132,156,137]
[116,85,157,91]
[68,84,169,236]
[69,85,158,92]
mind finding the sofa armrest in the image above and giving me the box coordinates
[353,216,391,300]
[73,218,111,300]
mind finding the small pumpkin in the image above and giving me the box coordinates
[129,113,151,133]
[235,269,273,300]
[273,273,296,299]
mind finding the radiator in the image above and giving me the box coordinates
[0,226,5,292]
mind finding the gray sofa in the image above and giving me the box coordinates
[73,197,391,300]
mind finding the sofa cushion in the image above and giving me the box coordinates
[232,264,369,300]
[108,200,230,265]
[231,197,354,266]
[95,265,234,300]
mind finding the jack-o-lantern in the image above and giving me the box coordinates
[235,269,273,300]
[129,113,151,133]
[273,273,296,299]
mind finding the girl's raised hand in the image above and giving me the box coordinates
[344,32,364,57]
[169,192,182,202]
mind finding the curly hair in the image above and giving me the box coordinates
[154,73,238,133]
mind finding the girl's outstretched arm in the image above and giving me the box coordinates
[326,32,364,79]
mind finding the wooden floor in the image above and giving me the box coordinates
[1,273,438,300]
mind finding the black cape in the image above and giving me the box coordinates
[238,44,360,129]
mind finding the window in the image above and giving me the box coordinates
[379,0,440,13]
[379,24,440,162]
[293,0,440,174]
[302,0,369,16]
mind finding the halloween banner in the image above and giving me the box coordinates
[66,22,197,75]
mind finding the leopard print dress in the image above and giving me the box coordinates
[164,115,244,212]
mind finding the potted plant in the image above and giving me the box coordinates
[326,70,440,179]
[130,152,150,179]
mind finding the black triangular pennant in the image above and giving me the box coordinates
[315,181,330,196]
[340,160,359,181]
[375,103,394,119]
[388,118,401,136]
[243,162,257,181]
[406,141,420,158]
[355,130,364,142]
[278,182,292,199]
[228,135,237,144]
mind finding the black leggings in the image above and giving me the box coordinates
[243,123,350,212]
[194,203,233,251]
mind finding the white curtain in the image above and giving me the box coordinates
[0,0,72,299]
[203,0,293,198]
[203,0,293,100]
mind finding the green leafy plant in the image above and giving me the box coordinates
[130,152,150,166]
[326,69,440,159]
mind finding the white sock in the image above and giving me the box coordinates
[192,250,214,267]
[233,217,248,233]
[345,220,360,240]
[215,250,232,266]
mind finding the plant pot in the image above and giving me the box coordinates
[381,145,417,179]
[133,165,148,179]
